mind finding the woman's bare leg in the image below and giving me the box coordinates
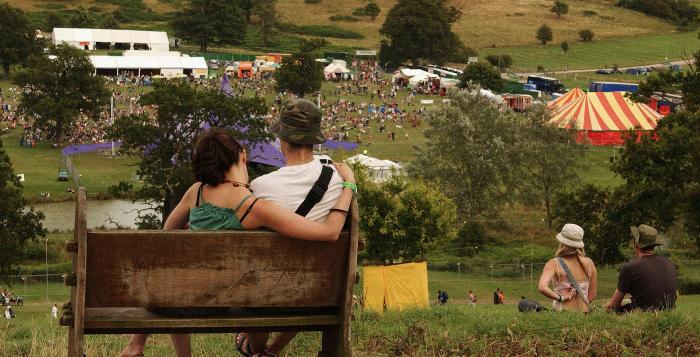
[117,334,148,357]
[268,332,297,354]
[170,334,192,357]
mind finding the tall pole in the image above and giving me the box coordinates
[530,234,534,297]
[45,238,49,301]
[110,94,115,157]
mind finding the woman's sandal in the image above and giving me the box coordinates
[235,333,255,357]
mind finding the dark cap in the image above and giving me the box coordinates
[630,224,663,249]
[271,99,325,145]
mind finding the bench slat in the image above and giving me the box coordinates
[83,307,340,334]
[85,230,350,308]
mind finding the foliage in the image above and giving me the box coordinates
[275,39,325,97]
[379,0,466,68]
[582,10,597,17]
[45,12,65,31]
[551,0,569,18]
[100,14,120,29]
[277,23,364,39]
[458,62,504,91]
[536,24,553,45]
[579,29,595,42]
[171,0,247,52]
[410,91,526,218]
[330,15,360,22]
[485,54,513,69]
[15,44,110,143]
[70,6,96,28]
[632,52,700,112]
[353,2,381,20]
[108,181,134,199]
[560,41,569,53]
[108,81,271,226]
[519,107,586,228]
[616,0,698,26]
[304,0,321,3]
[355,166,458,262]
[0,137,46,280]
[0,3,41,78]
[249,0,277,46]
[452,221,488,257]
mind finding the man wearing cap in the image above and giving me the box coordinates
[605,224,678,313]
[239,98,345,357]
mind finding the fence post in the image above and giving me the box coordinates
[45,238,49,301]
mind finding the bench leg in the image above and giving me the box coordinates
[67,325,84,357]
[321,326,351,357]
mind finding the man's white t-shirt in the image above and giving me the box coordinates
[250,160,343,222]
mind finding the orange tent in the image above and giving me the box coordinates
[547,87,585,111]
[549,91,663,146]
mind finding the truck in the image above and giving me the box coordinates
[589,81,639,93]
[526,76,564,93]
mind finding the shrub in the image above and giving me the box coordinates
[304,0,321,4]
[678,278,700,294]
[329,15,360,22]
[616,0,698,25]
[353,2,381,19]
[485,54,513,68]
[278,23,364,39]
[536,24,553,45]
[579,29,595,42]
[582,10,597,17]
[560,41,569,53]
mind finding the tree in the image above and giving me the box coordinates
[16,44,110,143]
[458,62,504,92]
[379,0,466,68]
[0,137,46,279]
[171,0,247,52]
[45,12,64,32]
[364,2,381,20]
[551,0,569,17]
[579,29,595,42]
[536,24,553,45]
[101,14,120,29]
[109,81,271,226]
[70,6,96,28]
[411,91,527,218]
[560,41,569,53]
[250,0,277,46]
[632,52,700,112]
[275,39,325,97]
[355,167,458,262]
[0,3,39,78]
[520,107,586,228]
[485,54,513,69]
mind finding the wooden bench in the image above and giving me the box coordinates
[60,188,359,357]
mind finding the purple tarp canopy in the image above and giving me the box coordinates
[323,140,358,151]
[62,142,120,156]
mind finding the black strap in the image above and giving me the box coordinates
[556,257,591,309]
[295,165,334,217]
[196,183,205,207]
[239,198,259,224]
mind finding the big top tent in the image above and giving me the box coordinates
[547,87,585,111]
[549,91,663,146]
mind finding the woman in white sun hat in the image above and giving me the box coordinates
[537,223,598,312]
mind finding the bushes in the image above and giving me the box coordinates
[353,2,381,19]
[330,15,360,22]
[582,10,597,17]
[678,278,700,294]
[278,23,364,39]
[616,0,698,26]
[304,0,321,3]
[579,29,595,42]
[485,54,513,68]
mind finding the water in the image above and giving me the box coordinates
[29,200,157,231]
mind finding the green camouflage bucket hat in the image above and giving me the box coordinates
[630,224,663,249]
[271,99,325,145]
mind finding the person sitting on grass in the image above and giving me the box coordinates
[118,127,357,357]
[605,225,678,313]
[538,224,597,313]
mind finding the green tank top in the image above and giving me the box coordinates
[188,183,256,231]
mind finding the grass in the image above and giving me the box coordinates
[482,31,700,72]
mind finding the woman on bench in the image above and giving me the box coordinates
[119,128,356,357]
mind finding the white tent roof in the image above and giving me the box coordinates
[52,28,169,45]
[395,68,439,80]
[324,59,350,74]
[346,154,401,170]
[90,56,207,70]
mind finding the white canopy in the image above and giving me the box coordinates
[90,56,207,72]
[324,59,350,74]
[394,68,439,80]
[346,154,402,182]
[52,28,169,51]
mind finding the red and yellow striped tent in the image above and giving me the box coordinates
[549,91,663,146]
[547,87,585,111]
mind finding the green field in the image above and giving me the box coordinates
[482,31,699,72]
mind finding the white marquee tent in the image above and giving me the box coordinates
[89,55,207,78]
[52,28,169,51]
[346,154,403,182]
[393,68,439,86]
[324,60,350,74]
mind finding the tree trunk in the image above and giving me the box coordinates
[162,189,178,227]
[3,63,10,79]
[544,187,552,229]
[201,35,208,53]
[55,119,65,144]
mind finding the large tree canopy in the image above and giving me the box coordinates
[0,137,46,279]
[16,44,110,143]
[458,62,504,92]
[109,81,271,227]
[379,0,466,68]
[275,39,324,98]
[172,0,247,52]
[0,3,40,78]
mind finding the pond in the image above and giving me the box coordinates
[29,199,157,231]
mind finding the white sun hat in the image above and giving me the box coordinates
[556,223,584,249]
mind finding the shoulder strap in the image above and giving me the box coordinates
[232,194,253,213]
[196,183,205,207]
[295,165,334,217]
[556,257,591,309]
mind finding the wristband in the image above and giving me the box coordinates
[342,182,357,194]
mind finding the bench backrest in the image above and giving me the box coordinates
[85,230,352,308]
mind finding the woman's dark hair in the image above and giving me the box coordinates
[192,128,243,186]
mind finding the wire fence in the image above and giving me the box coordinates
[0,274,69,299]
